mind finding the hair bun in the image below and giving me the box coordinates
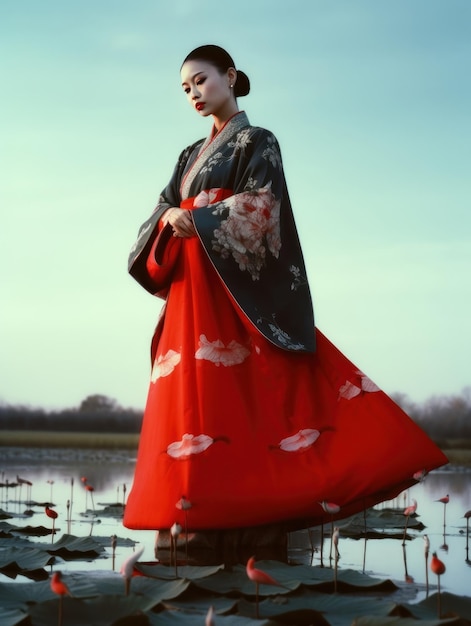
[235,70,250,97]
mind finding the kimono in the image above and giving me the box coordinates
[123,111,447,534]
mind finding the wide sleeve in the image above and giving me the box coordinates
[192,128,316,352]
[128,141,201,294]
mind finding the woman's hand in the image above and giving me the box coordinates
[162,207,196,238]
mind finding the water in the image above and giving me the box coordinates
[1,447,470,599]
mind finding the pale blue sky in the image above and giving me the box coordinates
[1,0,470,409]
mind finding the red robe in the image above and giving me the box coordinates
[124,112,447,531]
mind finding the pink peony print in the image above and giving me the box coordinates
[151,349,181,382]
[195,334,250,366]
[212,182,281,280]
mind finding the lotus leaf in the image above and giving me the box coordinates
[0,547,54,571]
[147,610,275,625]
[0,521,52,536]
[48,533,105,558]
[0,606,28,626]
[417,592,471,620]
[352,617,461,626]
[161,591,238,614]
[28,594,157,626]
[136,562,223,580]
[238,592,416,625]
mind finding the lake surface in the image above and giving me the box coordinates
[1,447,470,600]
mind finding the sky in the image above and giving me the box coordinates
[1,0,470,410]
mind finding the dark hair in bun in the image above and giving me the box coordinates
[181,45,250,98]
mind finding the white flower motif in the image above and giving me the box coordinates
[227,129,252,155]
[261,135,282,169]
[278,429,321,452]
[200,152,223,174]
[166,434,215,459]
[359,372,380,393]
[338,370,380,400]
[289,265,307,291]
[265,323,303,350]
[268,323,290,345]
[338,381,362,400]
[195,334,250,366]
[151,349,181,382]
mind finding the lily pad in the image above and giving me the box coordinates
[28,594,157,626]
[194,561,397,596]
[162,591,238,614]
[86,535,137,549]
[239,596,331,625]
[0,547,54,580]
[416,592,471,620]
[0,572,190,610]
[95,504,125,517]
[136,562,223,580]
[147,610,275,625]
[353,618,461,625]
[48,534,105,559]
[72,569,191,600]
[238,592,416,625]
[0,580,57,609]
[192,563,296,596]
[0,606,27,626]
[0,521,52,536]
[0,535,42,550]
[334,510,425,540]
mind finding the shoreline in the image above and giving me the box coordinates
[1,438,470,471]
[0,430,138,452]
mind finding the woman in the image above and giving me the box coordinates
[123,45,447,564]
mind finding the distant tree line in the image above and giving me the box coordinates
[0,389,470,439]
[0,394,143,434]
[391,387,471,441]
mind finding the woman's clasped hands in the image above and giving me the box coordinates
[162,207,196,238]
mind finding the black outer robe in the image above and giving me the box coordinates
[128,111,315,353]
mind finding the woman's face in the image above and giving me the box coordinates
[181,60,237,121]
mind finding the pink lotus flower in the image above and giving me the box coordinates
[151,349,181,381]
[277,429,321,452]
[167,434,215,460]
[193,188,224,207]
[195,334,250,367]
[338,370,380,400]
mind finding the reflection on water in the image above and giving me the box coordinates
[1,448,470,597]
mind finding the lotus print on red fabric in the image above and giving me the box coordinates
[151,349,181,382]
[195,334,250,367]
[338,370,380,400]
[193,188,225,207]
[275,429,321,452]
[166,434,229,460]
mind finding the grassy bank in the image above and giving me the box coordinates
[0,430,139,449]
[441,447,471,467]
[1,431,470,466]
[434,438,471,467]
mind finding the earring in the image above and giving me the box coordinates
[230,84,233,88]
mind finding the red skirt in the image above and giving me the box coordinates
[124,204,447,531]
